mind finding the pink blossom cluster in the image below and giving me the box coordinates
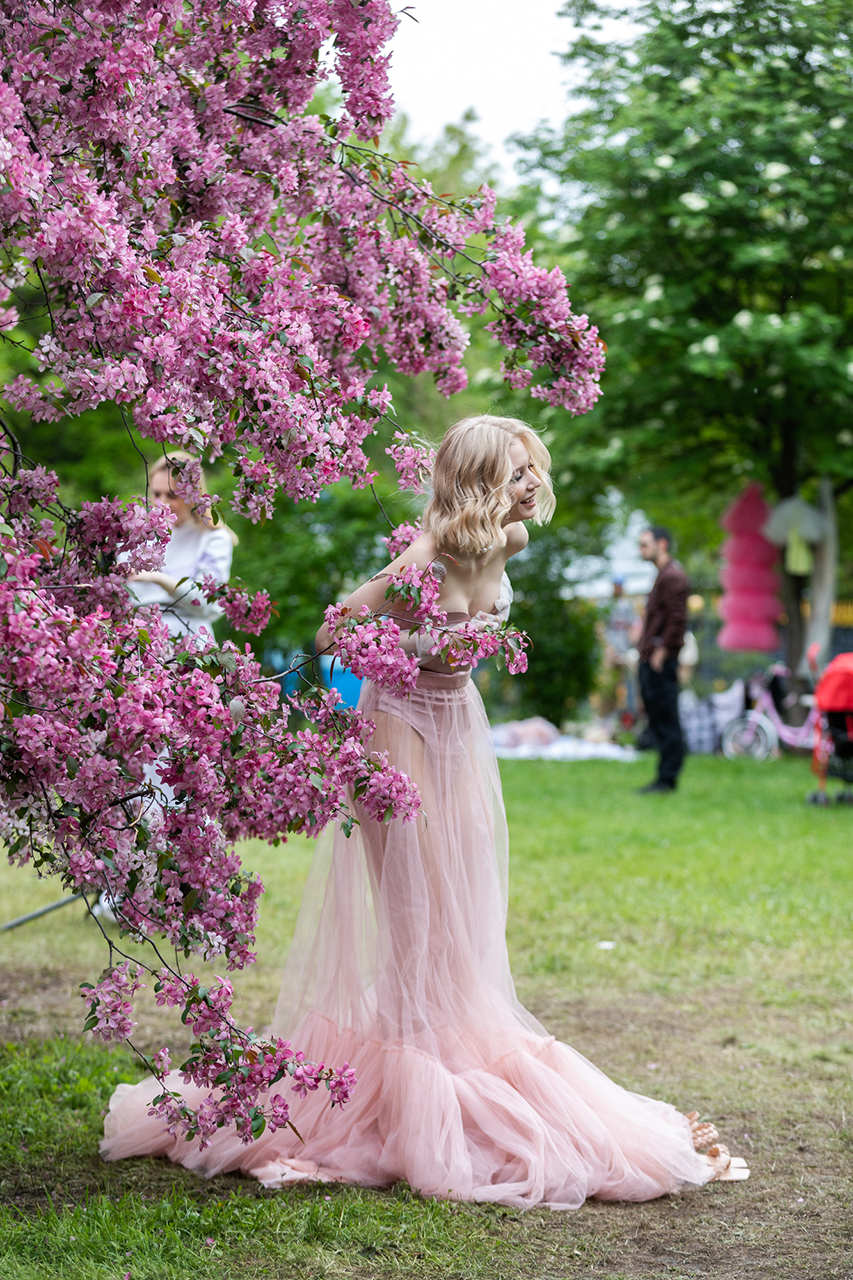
[324,603,420,695]
[419,617,530,675]
[382,562,446,623]
[149,1036,356,1147]
[325,575,530,687]
[385,432,436,493]
[154,971,237,1039]
[327,1062,359,1107]
[382,521,422,558]
[144,967,356,1145]
[80,962,144,1042]
[2,1,603,528]
[200,576,274,636]
[480,224,607,411]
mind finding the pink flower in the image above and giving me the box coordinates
[382,562,446,623]
[324,603,420,696]
[328,1062,358,1107]
[382,521,422,558]
[200,577,273,636]
[80,963,144,1043]
[385,432,436,493]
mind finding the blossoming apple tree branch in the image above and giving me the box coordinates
[0,0,603,1145]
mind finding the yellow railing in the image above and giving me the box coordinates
[704,598,853,626]
[799,600,853,625]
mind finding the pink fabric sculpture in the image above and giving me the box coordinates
[717,483,781,652]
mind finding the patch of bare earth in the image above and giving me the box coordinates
[507,980,853,1280]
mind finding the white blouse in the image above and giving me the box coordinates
[129,521,233,638]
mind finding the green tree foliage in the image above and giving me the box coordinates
[514,0,853,597]
[480,528,601,724]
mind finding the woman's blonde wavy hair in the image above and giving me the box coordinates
[422,415,554,555]
[149,451,239,546]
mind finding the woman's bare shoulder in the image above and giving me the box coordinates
[504,523,529,558]
[388,530,439,570]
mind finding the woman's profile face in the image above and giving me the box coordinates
[504,438,542,525]
[150,469,193,527]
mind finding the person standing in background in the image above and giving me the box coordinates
[604,578,635,657]
[636,526,689,794]
[129,452,236,638]
[96,453,236,924]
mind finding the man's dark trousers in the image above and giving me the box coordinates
[639,657,684,788]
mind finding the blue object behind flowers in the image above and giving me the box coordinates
[318,655,363,709]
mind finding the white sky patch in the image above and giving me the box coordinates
[387,2,642,184]
[388,1,575,183]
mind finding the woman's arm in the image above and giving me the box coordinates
[129,528,234,619]
[130,569,180,594]
[315,532,440,653]
[503,521,529,558]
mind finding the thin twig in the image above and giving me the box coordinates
[369,481,395,528]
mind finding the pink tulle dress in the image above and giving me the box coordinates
[101,612,712,1208]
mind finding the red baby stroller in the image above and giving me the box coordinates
[809,653,853,805]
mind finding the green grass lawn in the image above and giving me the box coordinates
[1,754,852,1278]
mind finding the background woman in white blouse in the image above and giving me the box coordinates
[129,452,236,638]
[97,453,236,922]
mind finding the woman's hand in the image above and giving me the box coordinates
[469,610,500,632]
[129,570,180,594]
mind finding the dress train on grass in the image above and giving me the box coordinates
[102,662,732,1208]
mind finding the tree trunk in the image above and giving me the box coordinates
[782,571,807,675]
[797,476,837,678]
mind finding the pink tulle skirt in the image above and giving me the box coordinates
[102,671,710,1209]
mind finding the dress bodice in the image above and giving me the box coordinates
[416,572,513,684]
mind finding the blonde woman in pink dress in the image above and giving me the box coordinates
[102,415,747,1206]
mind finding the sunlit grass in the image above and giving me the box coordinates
[504,754,853,1003]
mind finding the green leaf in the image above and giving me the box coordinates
[253,231,280,258]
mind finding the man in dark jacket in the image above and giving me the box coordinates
[636,526,689,793]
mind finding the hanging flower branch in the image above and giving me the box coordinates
[0,0,601,1143]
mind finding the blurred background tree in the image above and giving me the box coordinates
[511,0,853,667]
